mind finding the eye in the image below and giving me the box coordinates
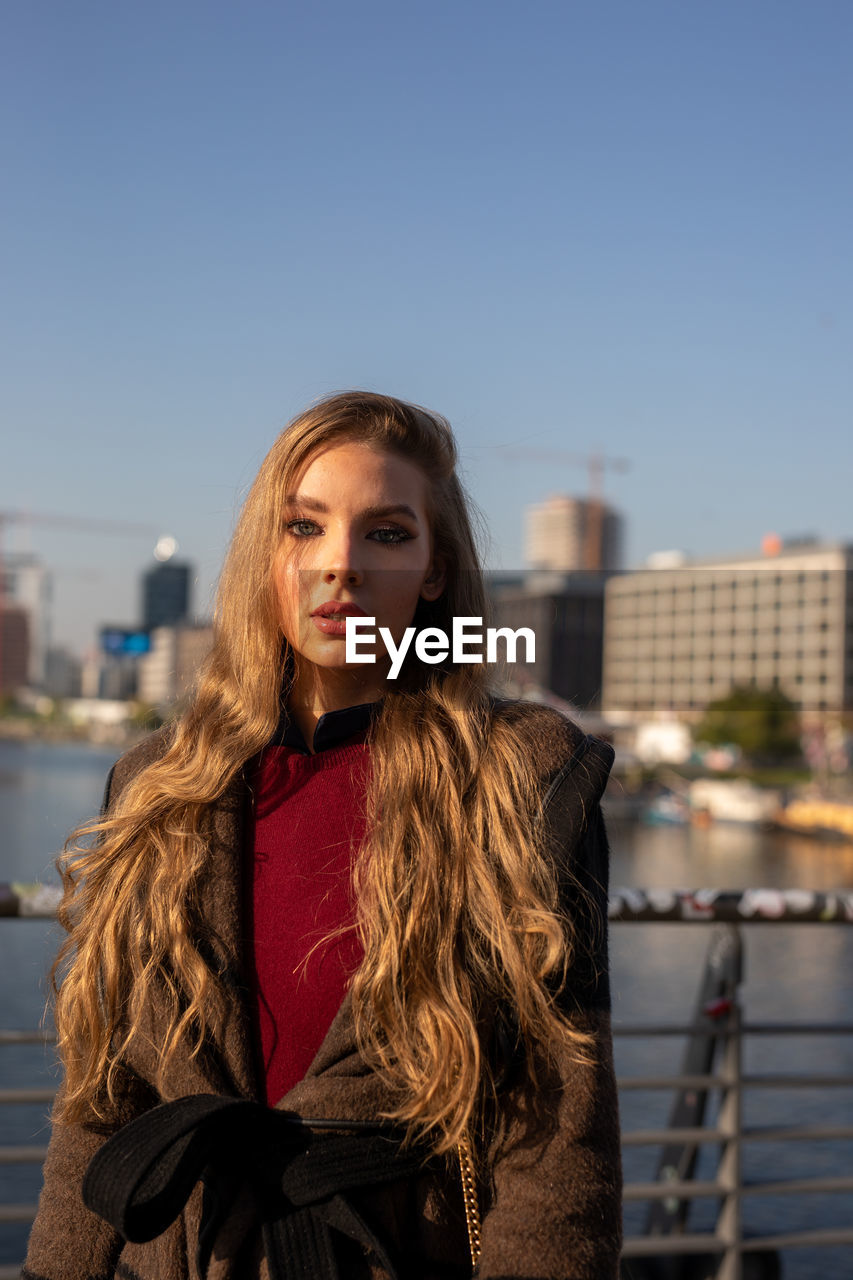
[285,518,320,537]
[369,525,412,546]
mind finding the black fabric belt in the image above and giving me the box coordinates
[82,1093,437,1279]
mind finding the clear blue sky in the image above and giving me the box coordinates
[3,0,852,654]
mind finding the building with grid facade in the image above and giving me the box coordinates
[602,542,853,717]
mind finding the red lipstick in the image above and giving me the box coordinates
[310,600,369,637]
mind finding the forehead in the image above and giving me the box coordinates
[289,440,430,502]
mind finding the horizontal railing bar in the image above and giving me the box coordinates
[0,1145,49,1163]
[741,1175,853,1197]
[621,1233,733,1257]
[624,1179,724,1201]
[742,1073,853,1088]
[622,1122,853,1145]
[3,1070,839,1105]
[618,1074,733,1090]
[609,888,853,924]
[739,1022,853,1036]
[0,1204,37,1223]
[614,1021,853,1036]
[5,883,853,923]
[0,1088,56,1104]
[741,1227,853,1250]
[9,1022,850,1044]
[617,1072,853,1090]
[615,1024,727,1036]
[0,1030,54,1045]
[622,1127,732,1146]
[622,1227,853,1256]
[623,1175,853,1202]
[744,1123,853,1141]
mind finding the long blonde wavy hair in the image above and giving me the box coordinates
[52,390,592,1157]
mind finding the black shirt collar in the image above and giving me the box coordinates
[268,698,385,754]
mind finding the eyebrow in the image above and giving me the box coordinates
[284,494,421,522]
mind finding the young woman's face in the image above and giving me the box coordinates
[272,439,445,678]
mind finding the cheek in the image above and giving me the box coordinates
[384,570,429,624]
[272,556,299,628]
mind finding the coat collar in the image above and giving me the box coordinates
[267,698,384,754]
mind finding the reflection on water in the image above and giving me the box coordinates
[0,742,851,1276]
[608,809,853,891]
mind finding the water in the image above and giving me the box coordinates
[1,739,851,1277]
[0,738,121,1272]
[609,817,853,1280]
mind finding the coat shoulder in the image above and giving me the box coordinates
[104,723,176,809]
[489,696,612,778]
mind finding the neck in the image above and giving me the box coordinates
[286,660,388,753]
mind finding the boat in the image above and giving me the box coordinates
[687,779,781,827]
[773,798,853,841]
[641,791,691,826]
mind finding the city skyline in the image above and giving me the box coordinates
[4,1,852,654]
[7,507,852,663]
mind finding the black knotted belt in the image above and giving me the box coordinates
[82,1093,438,1279]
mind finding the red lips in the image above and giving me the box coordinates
[310,601,368,618]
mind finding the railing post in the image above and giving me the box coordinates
[644,920,743,1246]
[714,939,743,1280]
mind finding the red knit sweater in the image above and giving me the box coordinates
[244,714,375,1107]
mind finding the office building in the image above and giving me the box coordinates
[602,541,853,716]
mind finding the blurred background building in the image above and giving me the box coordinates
[137,622,214,709]
[489,571,608,710]
[0,604,30,696]
[485,488,627,711]
[602,539,853,718]
[142,559,192,629]
[525,494,624,573]
[0,552,50,690]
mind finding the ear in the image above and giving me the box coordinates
[420,556,447,602]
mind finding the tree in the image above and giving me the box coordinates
[694,685,801,762]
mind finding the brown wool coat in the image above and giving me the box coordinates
[23,702,623,1280]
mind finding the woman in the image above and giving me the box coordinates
[24,391,622,1280]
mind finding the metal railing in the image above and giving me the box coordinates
[611,888,853,1280]
[2,885,853,1280]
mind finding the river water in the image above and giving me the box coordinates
[1,739,851,1278]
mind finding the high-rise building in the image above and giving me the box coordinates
[525,495,623,573]
[0,552,51,686]
[142,561,191,630]
[602,541,853,717]
[0,604,30,694]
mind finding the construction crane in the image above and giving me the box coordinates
[501,448,631,571]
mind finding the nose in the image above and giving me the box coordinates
[321,524,364,586]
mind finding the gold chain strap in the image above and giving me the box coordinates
[456,1129,482,1270]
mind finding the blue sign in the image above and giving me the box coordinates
[100,627,151,656]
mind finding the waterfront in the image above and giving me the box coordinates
[1,739,852,1278]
